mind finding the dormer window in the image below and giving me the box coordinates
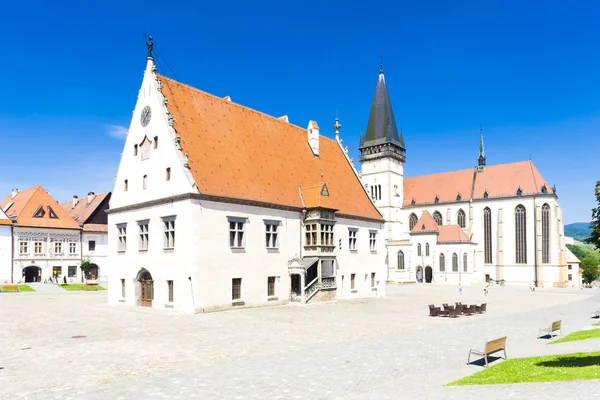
[134,144,138,156]
[456,192,462,201]
[516,186,523,196]
[434,194,440,203]
[33,206,45,218]
[411,198,416,205]
[483,190,489,199]
[48,207,58,219]
[541,185,548,194]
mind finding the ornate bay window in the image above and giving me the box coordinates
[303,209,336,254]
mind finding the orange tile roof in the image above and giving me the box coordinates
[410,211,439,234]
[437,225,472,243]
[158,74,382,221]
[0,208,11,225]
[300,184,336,210]
[82,223,108,233]
[404,160,554,206]
[60,192,110,223]
[0,186,80,229]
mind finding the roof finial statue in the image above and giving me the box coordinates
[334,117,342,142]
[380,55,383,74]
[146,35,154,59]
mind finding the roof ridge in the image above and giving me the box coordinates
[157,74,340,146]
[406,159,534,180]
[528,160,540,191]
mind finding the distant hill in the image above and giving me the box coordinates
[565,222,592,242]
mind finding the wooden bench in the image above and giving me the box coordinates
[83,284,98,291]
[467,336,507,368]
[538,320,562,338]
[0,285,20,293]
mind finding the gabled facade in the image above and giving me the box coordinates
[60,192,111,280]
[359,67,569,288]
[107,52,385,313]
[0,187,83,283]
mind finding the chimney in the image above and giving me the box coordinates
[87,192,95,204]
[307,120,320,157]
[72,195,79,209]
[11,188,18,199]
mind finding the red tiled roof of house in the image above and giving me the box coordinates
[404,160,554,206]
[82,223,108,233]
[0,208,11,225]
[437,225,471,243]
[410,210,439,234]
[60,192,110,223]
[158,74,382,221]
[300,184,336,210]
[0,186,80,229]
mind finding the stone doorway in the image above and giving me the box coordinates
[425,266,433,283]
[138,270,154,307]
[24,266,41,283]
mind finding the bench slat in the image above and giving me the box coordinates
[484,337,507,354]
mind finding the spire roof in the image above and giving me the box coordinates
[478,127,486,167]
[359,68,405,150]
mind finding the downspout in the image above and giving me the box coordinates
[80,223,84,283]
[533,196,538,287]
[10,221,14,283]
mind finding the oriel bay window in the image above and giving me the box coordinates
[321,223,334,246]
[304,223,335,247]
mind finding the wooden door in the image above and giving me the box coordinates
[140,280,153,307]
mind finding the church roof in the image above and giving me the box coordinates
[0,186,80,229]
[437,225,472,243]
[359,69,405,150]
[157,74,382,221]
[410,211,439,234]
[404,160,554,206]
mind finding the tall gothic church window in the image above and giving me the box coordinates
[542,203,550,263]
[398,251,405,270]
[409,213,418,230]
[417,243,422,256]
[463,252,468,272]
[457,209,466,228]
[515,205,527,264]
[484,207,492,263]
[433,211,443,225]
[439,253,445,272]
[425,243,430,256]
[452,253,458,272]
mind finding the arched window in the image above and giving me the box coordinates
[124,179,128,192]
[457,209,466,228]
[417,243,422,256]
[425,243,430,256]
[542,203,550,263]
[452,253,458,272]
[371,186,374,199]
[433,211,443,225]
[463,252,468,272]
[378,185,382,200]
[143,175,148,190]
[484,207,492,264]
[409,213,418,230]
[398,251,405,270]
[515,205,527,264]
[439,253,445,272]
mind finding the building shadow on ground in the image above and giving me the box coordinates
[537,355,600,368]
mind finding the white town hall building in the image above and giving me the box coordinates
[107,47,386,313]
[360,66,569,288]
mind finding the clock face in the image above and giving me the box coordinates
[140,106,152,127]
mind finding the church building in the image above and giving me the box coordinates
[359,66,568,287]
[107,44,386,313]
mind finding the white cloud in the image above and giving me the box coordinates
[107,124,128,140]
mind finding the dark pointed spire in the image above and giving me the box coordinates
[359,61,405,152]
[478,126,486,167]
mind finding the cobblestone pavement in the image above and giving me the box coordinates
[1,284,600,399]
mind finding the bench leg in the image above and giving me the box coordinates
[467,351,471,365]
[484,354,488,368]
[504,348,507,360]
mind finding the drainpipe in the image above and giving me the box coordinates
[79,223,84,283]
[10,221,14,283]
[533,196,538,287]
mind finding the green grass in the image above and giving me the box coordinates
[549,329,600,344]
[448,351,600,385]
[593,323,600,327]
[58,284,106,291]
[0,285,35,292]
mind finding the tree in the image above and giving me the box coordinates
[79,257,98,282]
[586,180,600,250]
[580,257,599,284]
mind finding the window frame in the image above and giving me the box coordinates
[398,250,405,270]
[425,243,430,256]
[409,213,418,230]
[228,217,247,249]
[167,280,174,303]
[457,209,466,228]
[541,203,550,264]
[232,278,242,300]
[163,216,176,249]
[88,240,96,252]
[348,228,358,251]
[515,205,527,264]
[19,240,28,255]
[439,253,446,272]
[54,241,63,254]
[117,224,127,252]
[68,266,77,278]
[34,241,43,255]
[138,220,150,251]
[433,211,443,225]
[264,220,280,250]
[369,231,377,252]
[68,242,76,255]
[267,276,276,297]
[463,252,468,272]
[484,207,492,264]
[452,253,458,272]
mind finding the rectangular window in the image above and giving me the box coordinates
[369,231,377,252]
[351,273,356,290]
[19,240,28,254]
[34,241,43,254]
[52,266,62,276]
[348,229,358,251]
[89,240,96,252]
[228,218,246,249]
[121,278,126,297]
[68,266,77,277]
[568,274,572,281]
[167,280,174,302]
[143,175,148,190]
[305,223,318,246]
[232,278,242,300]
[54,241,63,254]
[265,221,279,249]
[267,276,276,297]
[163,218,175,249]
[166,167,171,181]
[117,225,127,252]
[138,221,149,251]
[69,242,76,254]
[154,136,159,149]
[568,264,572,270]
[371,272,376,288]
[321,224,334,246]
[124,179,128,192]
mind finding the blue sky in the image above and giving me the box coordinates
[0,0,598,223]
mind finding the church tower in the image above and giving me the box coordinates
[359,63,406,238]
